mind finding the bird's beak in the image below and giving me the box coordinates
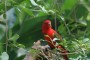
[48,22,51,26]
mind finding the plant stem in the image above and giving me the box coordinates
[5,0,8,52]
[54,0,57,31]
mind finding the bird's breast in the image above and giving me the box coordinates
[45,29,55,39]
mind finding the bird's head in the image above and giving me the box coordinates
[42,20,52,30]
[42,20,52,34]
[43,20,51,27]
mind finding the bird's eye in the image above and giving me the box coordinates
[44,22,51,26]
[48,23,51,25]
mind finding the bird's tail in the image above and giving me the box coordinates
[57,45,69,60]
[61,50,69,60]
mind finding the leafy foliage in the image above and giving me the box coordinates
[0,0,90,60]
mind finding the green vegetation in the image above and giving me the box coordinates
[0,0,90,60]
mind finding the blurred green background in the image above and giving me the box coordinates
[0,0,90,60]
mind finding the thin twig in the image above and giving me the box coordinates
[54,0,57,31]
[5,0,8,52]
[54,13,57,31]
[40,50,49,60]
[64,21,71,35]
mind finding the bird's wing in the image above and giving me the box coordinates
[54,32,63,41]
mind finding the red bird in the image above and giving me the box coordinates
[42,20,69,60]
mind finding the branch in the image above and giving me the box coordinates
[4,0,8,52]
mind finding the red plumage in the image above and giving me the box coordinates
[42,20,69,60]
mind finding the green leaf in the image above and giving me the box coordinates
[19,16,49,35]
[37,11,47,17]
[0,3,5,14]
[9,29,12,38]
[16,16,49,47]
[58,24,67,36]
[87,21,90,38]
[0,24,5,40]
[15,7,26,25]
[20,6,34,16]
[87,13,90,20]
[61,0,78,10]
[9,34,19,43]
[75,5,88,19]
[0,43,3,54]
